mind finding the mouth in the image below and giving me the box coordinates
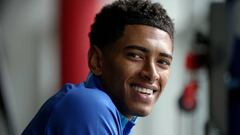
[130,84,157,95]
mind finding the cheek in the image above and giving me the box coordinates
[109,62,132,85]
[116,60,140,78]
[155,71,170,100]
[160,70,171,88]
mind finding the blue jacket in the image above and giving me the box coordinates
[22,74,136,135]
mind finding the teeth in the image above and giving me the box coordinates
[132,85,153,95]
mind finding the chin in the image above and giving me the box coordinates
[136,113,150,117]
[131,108,152,117]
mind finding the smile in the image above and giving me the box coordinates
[131,85,154,95]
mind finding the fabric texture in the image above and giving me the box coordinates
[22,74,136,135]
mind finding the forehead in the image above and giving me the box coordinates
[111,24,173,53]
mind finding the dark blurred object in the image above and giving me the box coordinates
[226,0,238,3]
[179,80,198,112]
[186,53,206,70]
[228,89,240,135]
[207,2,229,135]
[179,31,209,112]
[228,38,240,81]
[228,38,240,135]
[226,0,240,134]
[186,31,209,70]
[207,1,240,135]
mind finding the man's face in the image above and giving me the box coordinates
[101,24,173,118]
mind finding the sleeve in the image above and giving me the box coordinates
[46,90,122,135]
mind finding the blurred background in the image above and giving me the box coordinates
[0,0,239,135]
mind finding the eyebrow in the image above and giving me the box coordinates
[160,52,173,60]
[124,45,148,53]
[124,45,173,60]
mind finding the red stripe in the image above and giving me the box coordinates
[59,0,99,84]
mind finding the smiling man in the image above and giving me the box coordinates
[22,0,174,135]
[97,24,173,119]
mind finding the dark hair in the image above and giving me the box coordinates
[89,0,174,51]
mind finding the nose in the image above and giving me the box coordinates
[140,61,160,83]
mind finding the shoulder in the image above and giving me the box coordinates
[59,83,116,110]
[47,83,122,134]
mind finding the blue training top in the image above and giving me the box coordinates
[22,74,136,135]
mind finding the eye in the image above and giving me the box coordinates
[126,52,143,61]
[157,59,171,69]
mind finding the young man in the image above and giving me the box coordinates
[22,0,174,134]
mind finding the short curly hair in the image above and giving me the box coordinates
[89,0,174,51]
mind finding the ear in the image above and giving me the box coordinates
[88,46,103,76]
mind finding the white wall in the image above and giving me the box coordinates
[0,0,59,134]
